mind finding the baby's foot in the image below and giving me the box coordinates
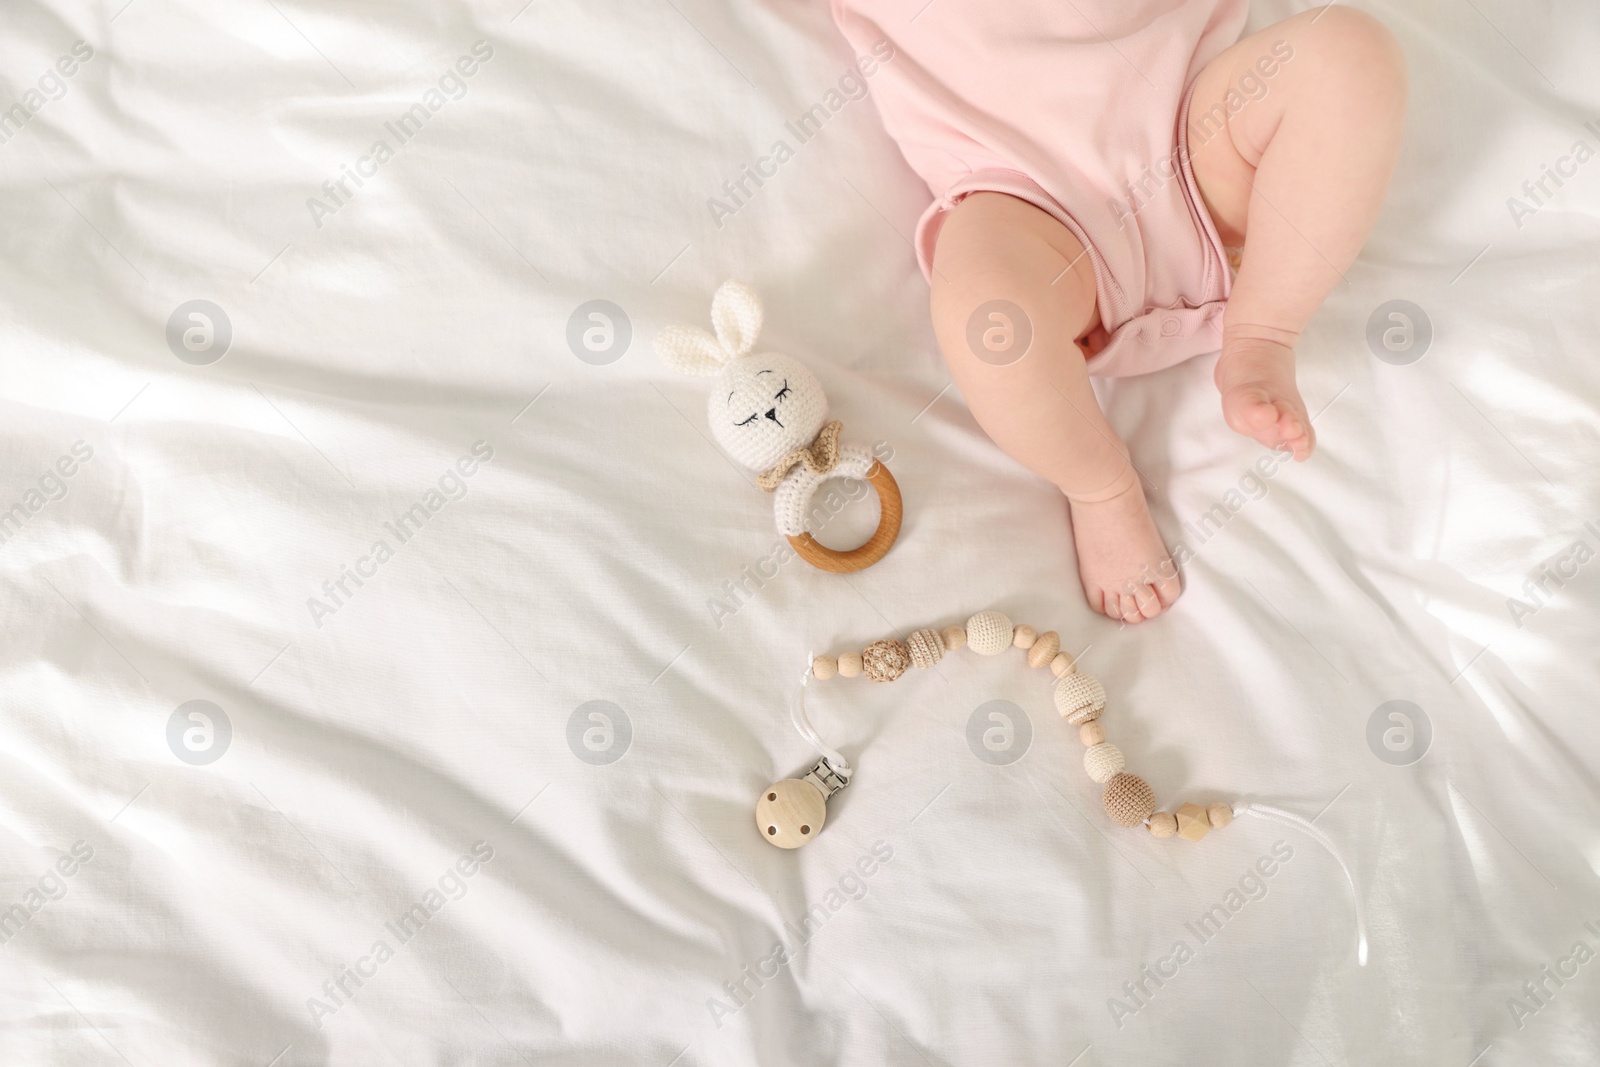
[1215,335,1315,460]
[1068,480,1182,624]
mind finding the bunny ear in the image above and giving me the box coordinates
[654,325,728,376]
[709,279,763,358]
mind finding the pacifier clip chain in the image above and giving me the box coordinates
[755,609,1369,966]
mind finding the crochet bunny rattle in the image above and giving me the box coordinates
[655,280,902,573]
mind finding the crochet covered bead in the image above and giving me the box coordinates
[940,625,966,652]
[1103,773,1156,828]
[861,639,910,683]
[965,611,1013,655]
[1083,742,1125,784]
[906,627,943,669]
[1027,631,1060,670]
[1012,625,1037,650]
[811,655,837,680]
[838,652,863,678]
[1054,672,1106,724]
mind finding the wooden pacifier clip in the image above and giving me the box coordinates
[756,608,1369,965]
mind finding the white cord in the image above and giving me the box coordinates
[1233,802,1369,966]
[790,651,851,774]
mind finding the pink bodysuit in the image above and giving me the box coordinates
[831,0,1250,377]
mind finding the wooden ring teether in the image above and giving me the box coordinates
[785,461,902,574]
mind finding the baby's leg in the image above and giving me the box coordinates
[1189,6,1406,459]
[929,192,1181,623]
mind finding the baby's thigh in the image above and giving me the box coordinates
[928,192,1098,367]
[1188,7,1405,244]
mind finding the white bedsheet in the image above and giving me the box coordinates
[3,0,1599,1063]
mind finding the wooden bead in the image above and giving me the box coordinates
[1012,624,1037,650]
[965,610,1014,655]
[1054,672,1106,724]
[906,627,943,669]
[1083,742,1125,783]
[940,625,966,652]
[861,638,910,683]
[811,655,837,681]
[1175,802,1211,842]
[756,778,827,849]
[1079,721,1105,746]
[1102,773,1156,828]
[837,652,863,678]
[1050,651,1076,677]
[1207,803,1234,829]
[1147,812,1178,838]
[1027,631,1060,669]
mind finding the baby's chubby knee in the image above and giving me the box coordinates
[1297,7,1406,104]
[929,195,1096,371]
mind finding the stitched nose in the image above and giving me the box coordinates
[765,408,781,424]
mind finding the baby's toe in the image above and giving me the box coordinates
[1227,389,1276,430]
[1117,592,1146,624]
[1281,417,1316,460]
[1131,583,1166,620]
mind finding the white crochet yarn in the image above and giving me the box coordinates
[770,444,873,537]
[1083,742,1125,783]
[656,279,867,536]
[965,610,1014,655]
[655,279,827,472]
[1054,672,1106,722]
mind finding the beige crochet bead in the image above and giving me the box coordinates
[811,655,837,681]
[1050,651,1076,677]
[1054,672,1106,724]
[1012,624,1037,650]
[838,652,863,678]
[965,610,1014,656]
[906,627,943,669]
[940,625,966,652]
[1027,631,1060,670]
[1083,742,1125,783]
[861,638,910,683]
[1079,721,1105,746]
[1147,812,1179,839]
[1103,773,1157,828]
[1207,803,1234,829]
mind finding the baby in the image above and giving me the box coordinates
[829,1,1405,622]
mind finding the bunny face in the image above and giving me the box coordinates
[708,352,827,472]
[657,278,833,473]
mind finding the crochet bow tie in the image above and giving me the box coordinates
[756,420,843,492]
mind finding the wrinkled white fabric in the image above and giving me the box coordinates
[1,0,1598,1064]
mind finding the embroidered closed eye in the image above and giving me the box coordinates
[733,380,793,427]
